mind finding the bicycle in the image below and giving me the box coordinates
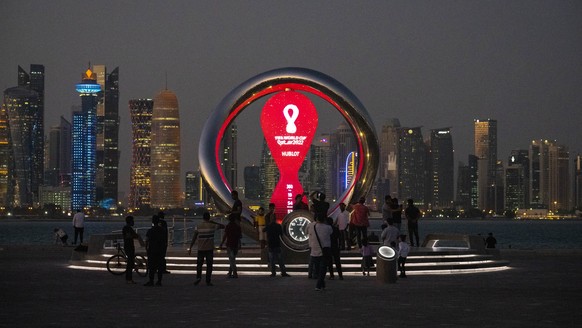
[106,243,148,277]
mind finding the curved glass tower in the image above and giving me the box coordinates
[150,89,181,209]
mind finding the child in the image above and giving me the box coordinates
[54,228,68,246]
[360,238,374,276]
[398,235,410,278]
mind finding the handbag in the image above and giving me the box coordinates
[314,223,332,258]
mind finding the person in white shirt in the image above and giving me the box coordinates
[381,222,399,247]
[335,203,351,250]
[72,210,85,245]
[398,235,410,278]
[307,216,332,291]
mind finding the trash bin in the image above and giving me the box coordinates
[376,246,398,283]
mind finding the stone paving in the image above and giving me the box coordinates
[1,245,581,327]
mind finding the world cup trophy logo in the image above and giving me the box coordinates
[260,91,318,220]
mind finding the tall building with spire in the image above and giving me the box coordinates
[92,65,120,208]
[474,119,497,211]
[72,68,100,210]
[128,99,153,210]
[150,89,181,209]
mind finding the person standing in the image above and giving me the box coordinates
[360,238,374,276]
[307,214,332,291]
[485,233,497,248]
[229,190,243,222]
[310,191,330,222]
[381,222,400,247]
[188,212,225,286]
[122,216,144,284]
[398,235,410,278]
[72,209,85,245]
[293,194,309,211]
[157,211,170,274]
[326,217,343,280]
[382,195,393,225]
[335,203,351,250]
[351,197,370,248]
[404,199,421,247]
[254,207,267,249]
[263,203,290,277]
[220,215,242,278]
[391,198,403,231]
[144,215,165,286]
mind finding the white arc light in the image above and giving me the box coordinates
[283,104,299,134]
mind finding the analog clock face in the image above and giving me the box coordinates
[288,216,310,242]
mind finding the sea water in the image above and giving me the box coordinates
[1,218,581,249]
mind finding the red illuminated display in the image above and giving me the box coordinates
[260,91,318,220]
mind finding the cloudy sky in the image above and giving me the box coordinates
[2,1,581,196]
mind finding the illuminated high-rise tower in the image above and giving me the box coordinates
[72,68,100,210]
[474,119,497,211]
[398,127,426,205]
[529,140,570,211]
[259,138,278,205]
[221,123,238,188]
[150,89,181,209]
[428,128,454,209]
[378,119,400,198]
[331,122,357,201]
[128,99,153,210]
[309,134,332,197]
[575,155,582,210]
[1,86,41,207]
[93,65,120,208]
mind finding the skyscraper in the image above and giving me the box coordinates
[309,134,332,197]
[243,165,261,201]
[72,68,100,210]
[398,127,426,205]
[221,123,238,188]
[150,89,181,209]
[505,150,529,211]
[529,140,570,211]
[474,119,497,211]
[330,122,357,201]
[1,86,42,207]
[128,99,153,210]
[575,155,582,210]
[378,118,400,198]
[93,65,120,208]
[428,128,454,209]
[259,138,278,205]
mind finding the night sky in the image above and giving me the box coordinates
[2,1,581,196]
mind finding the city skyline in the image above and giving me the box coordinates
[1,1,581,197]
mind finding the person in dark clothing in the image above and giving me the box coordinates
[220,215,242,278]
[157,211,170,274]
[229,190,243,222]
[145,215,165,286]
[326,217,343,280]
[310,191,330,222]
[263,203,290,277]
[485,233,497,248]
[122,216,144,284]
[404,199,421,247]
[391,198,403,231]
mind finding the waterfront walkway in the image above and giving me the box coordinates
[1,245,581,327]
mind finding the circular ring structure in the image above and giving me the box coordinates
[199,67,379,220]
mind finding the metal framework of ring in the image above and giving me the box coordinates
[199,67,379,221]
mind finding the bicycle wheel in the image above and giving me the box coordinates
[106,254,127,275]
[134,255,148,277]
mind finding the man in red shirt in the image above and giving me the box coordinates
[351,197,370,248]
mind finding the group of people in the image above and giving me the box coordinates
[53,209,86,246]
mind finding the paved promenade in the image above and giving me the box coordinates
[1,245,581,327]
